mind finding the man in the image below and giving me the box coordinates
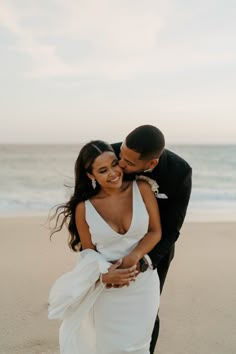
[112,125,192,353]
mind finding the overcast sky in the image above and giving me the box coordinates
[0,0,235,144]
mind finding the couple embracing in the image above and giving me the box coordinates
[49,124,192,354]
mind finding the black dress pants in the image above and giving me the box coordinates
[149,245,175,354]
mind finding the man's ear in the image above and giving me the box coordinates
[149,158,159,170]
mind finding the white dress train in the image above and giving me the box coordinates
[48,181,160,354]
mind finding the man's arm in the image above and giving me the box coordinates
[148,167,192,268]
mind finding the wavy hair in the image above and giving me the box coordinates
[49,140,114,251]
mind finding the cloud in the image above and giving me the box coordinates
[0,0,165,78]
[0,0,235,79]
[0,0,72,77]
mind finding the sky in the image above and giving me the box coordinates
[0,0,235,144]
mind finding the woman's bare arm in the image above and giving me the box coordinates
[75,202,96,250]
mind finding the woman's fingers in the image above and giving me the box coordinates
[115,269,138,284]
[113,267,137,282]
[102,264,138,287]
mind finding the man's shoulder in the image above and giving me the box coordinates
[155,148,191,182]
[152,149,191,194]
[162,148,191,170]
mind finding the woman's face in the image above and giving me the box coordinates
[88,151,123,189]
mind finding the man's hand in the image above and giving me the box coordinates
[101,259,138,288]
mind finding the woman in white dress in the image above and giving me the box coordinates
[49,140,162,354]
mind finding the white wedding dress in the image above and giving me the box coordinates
[48,181,160,354]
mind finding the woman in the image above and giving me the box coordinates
[48,140,162,354]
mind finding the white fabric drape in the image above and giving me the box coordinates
[48,249,111,354]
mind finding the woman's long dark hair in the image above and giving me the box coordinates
[50,140,115,251]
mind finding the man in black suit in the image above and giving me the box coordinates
[112,125,192,354]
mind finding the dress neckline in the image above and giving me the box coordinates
[87,181,135,236]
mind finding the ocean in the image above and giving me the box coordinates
[1,144,236,221]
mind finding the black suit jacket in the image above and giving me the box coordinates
[112,142,192,268]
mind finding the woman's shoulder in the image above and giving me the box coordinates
[75,201,86,215]
[135,180,157,206]
[136,179,153,192]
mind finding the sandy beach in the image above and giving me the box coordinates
[0,216,235,354]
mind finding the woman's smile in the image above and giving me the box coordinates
[109,176,120,183]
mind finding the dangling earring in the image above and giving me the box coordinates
[91,179,96,189]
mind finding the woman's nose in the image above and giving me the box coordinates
[108,168,117,176]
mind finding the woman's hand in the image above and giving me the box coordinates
[101,259,138,287]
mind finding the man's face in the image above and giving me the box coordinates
[119,143,153,174]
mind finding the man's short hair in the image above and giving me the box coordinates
[125,125,165,160]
